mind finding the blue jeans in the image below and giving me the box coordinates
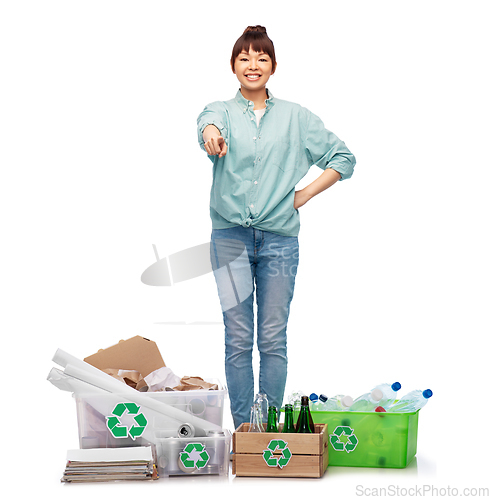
[210,227,299,428]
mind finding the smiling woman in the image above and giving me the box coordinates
[230,26,276,110]
[230,26,277,72]
[197,25,356,429]
[232,49,275,108]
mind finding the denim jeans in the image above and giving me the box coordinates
[210,226,299,428]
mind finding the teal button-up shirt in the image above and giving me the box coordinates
[197,90,355,237]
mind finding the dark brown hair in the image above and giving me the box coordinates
[230,26,277,73]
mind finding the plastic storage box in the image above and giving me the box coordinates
[155,429,231,477]
[304,409,419,468]
[74,381,226,450]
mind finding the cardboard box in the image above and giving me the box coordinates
[232,423,328,478]
[84,336,165,378]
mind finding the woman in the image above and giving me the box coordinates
[197,26,355,428]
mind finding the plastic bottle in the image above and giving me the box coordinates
[373,382,402,408]
[349,388,383,412]
[386,389,433,412]
[322,395,353,410]
[309,393,320,410]
[317,394,329,410]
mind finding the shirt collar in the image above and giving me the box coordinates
[234,89,275,111]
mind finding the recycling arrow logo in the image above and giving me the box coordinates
[329,425,359,453]
[179,443,210,470]
[262,439,292,469]
[106,402,148,440]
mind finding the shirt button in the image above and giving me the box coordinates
[250,204,254,208]
[251,117,254,120]
[253,137,256,140]
[254,181,258,184]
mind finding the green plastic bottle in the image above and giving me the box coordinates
[266,406,278,432]
[296,396,313,433]
[282,404,296,433]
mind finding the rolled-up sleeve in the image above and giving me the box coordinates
[304,110,356,180]
[197,101,228,151]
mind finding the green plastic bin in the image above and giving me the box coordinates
[292,409,419,468]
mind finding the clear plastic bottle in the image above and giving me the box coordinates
[309,393,320,410]
[322,394,353,410]
[349,388,383,411]
[373,382,402,408]
[386,389,433,412]
[317,394,329,410]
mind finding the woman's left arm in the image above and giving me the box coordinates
[296,110,356,209]
[294,168,341,209]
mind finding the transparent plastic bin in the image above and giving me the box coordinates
[300,409,419,468]
[154,429,231,477]
[74,381,226,450]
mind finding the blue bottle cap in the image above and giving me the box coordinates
[319,394,328,403]
[423,389,433,399]
[392,382,401,391]
[309,393,318,402]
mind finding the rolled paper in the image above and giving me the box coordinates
[53,348,121,384]
[47,368,181,442]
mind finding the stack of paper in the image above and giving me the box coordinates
[61,446,157,483]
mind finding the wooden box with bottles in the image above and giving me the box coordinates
[232,423,328,478]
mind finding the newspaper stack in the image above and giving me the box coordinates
[61,446,157,483]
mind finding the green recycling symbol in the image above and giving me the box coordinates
[106,402,148,440]
[329,425,358,453]
[179,443,210,470]
[263,439,292,469]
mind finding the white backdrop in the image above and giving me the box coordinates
[1,0,489,497]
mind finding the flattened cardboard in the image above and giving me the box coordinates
[84,336,165,378]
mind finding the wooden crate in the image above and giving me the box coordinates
[232,423,328,478]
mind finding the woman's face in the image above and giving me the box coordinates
[233,48,275,94]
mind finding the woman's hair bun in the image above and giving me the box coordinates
[243,25,267,34]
